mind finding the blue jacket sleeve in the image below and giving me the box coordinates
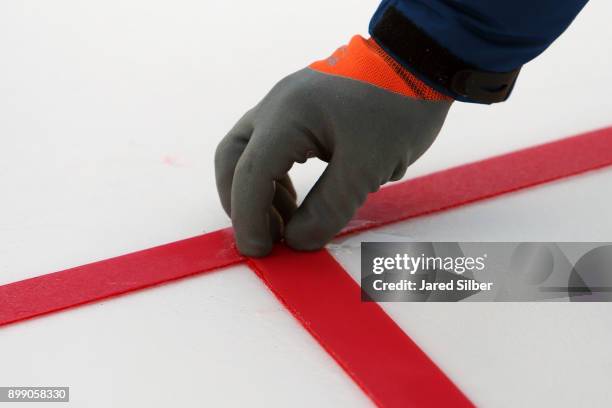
[370,0,588,72]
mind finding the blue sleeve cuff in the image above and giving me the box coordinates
[370,0,587,102]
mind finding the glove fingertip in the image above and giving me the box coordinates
[284,215,330,252]
[235,236,274,258]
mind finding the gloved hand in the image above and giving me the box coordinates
[215,36,452,257]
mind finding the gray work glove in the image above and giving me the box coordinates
[215,36,452,257]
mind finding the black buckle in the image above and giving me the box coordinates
[451,68,520,104]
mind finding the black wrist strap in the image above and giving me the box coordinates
[371,6,521,104]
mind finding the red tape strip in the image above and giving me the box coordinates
[249,247,473,408]
[0,229,241,326]
[1,127,611,407]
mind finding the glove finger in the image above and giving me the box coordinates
[214,109,255,217]
[269,206,283,243]
[264,176,297,242]
[284,156,383,251]
[273,175,298,224]
[231,128,300,257]
[277,173,297,199]
[390,157,410,181]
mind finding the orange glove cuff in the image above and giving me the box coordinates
[310,35,451,101]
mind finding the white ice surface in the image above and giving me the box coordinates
[0,0,611,407]
[0,266,370,408]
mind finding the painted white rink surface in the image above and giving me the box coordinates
[1,1,611,407]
